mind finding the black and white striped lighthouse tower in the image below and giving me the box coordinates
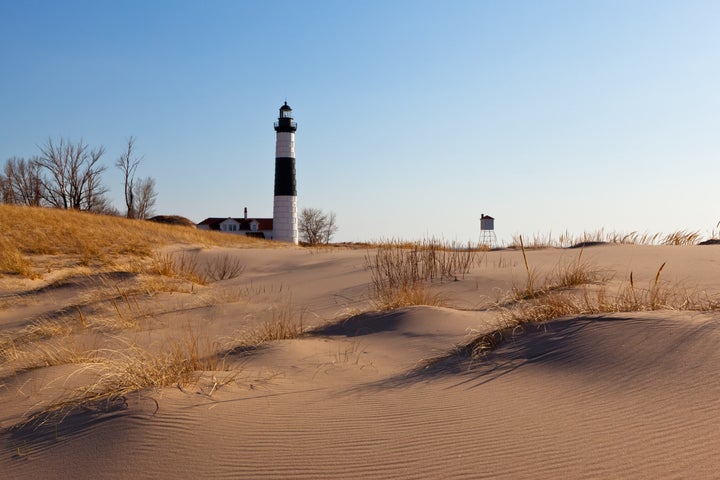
[273,102,298,244]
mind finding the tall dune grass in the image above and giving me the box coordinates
[508,228,705,249]
[511,237,606,301]
[365,239,477,309]
[248,298,307,343]
[464,261,720,359]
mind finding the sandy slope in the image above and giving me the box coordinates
[2,245,720,479]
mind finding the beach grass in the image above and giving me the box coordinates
[365,239,478,310]
[0,204,276,278]
[465,260,720,359]
[508,228,705,249]
[4,204,720,431]
[0,204,298,427]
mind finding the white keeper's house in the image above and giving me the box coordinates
[196,208,273,239]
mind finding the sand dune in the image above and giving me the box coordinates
[2,244,720,478]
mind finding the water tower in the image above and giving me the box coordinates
[479,214,497,248]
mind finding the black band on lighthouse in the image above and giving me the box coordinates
[274,157,296,196]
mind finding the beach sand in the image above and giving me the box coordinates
[2,244,720,479]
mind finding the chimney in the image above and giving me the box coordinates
[244,207,248,220]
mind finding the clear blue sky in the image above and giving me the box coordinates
[1,0,719,243]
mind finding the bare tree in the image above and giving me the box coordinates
[134,176,157,219]
[2,157,44,206]
[35,138,108,211]
[86,169,120,215]
[115,137,157,219]
[299,208,338,245]
[115,136,140,218]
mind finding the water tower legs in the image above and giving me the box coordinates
[479,230,497,248]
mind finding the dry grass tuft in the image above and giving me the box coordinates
[249,299,307,342]
[368,238,478,282]
[205,253,245,282]
[508,228,705,249]
[8,295,314,428]
[103,288,148,330]
[0,237,33,277]
[141,251,244,285]
[661,230,702,246]
[0,319,74,364]
[371,283,447,311]
[17,329,234,427]
[551,251,602,289]
[511,237,605,301]
[96,330,230,393]
[2,337,100,376]
[500,271,710,328]
[365,239,476,309]
[147,251,208,285]
[462,261,720,360]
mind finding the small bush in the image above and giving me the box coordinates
[205,253,244,282]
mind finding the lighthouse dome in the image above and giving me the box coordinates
[275,101,297,131]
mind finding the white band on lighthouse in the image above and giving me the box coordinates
[275,132,295,158]
[273,196,298,244]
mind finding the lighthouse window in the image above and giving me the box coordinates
[281,111,292,118]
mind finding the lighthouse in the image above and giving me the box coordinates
[273,102,299,244]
